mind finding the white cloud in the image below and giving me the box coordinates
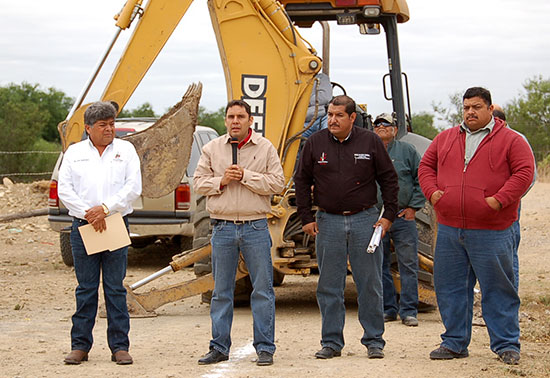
[1,0,549,121]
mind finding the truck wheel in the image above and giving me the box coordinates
[193,195,212,276]
[387,203,437,311]
[273,269,285,286]
[60,232,73,267]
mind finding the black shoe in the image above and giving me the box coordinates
[315,347,341,359]
[498,350,520,365]
[256,351,273,366]
[367,347,384,359]
[198,349,229,365]
[429,346,469,360]
[384,313,397,322]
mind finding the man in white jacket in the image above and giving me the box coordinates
[58,101,141,366]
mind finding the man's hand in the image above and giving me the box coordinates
[485,196,502,211]
[398,207,416,220]
[84,206,107,232]
[430,190,444,206]
[302,222,319,236]
[374,218,392,238]
[91,218,107,232]
[220,164,244,186]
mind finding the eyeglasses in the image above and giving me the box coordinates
[374,122,394,128]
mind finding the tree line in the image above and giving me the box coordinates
[1,77,549,181]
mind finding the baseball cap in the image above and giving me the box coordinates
[374,113,395,125]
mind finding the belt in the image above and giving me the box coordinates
[317,207,371,216]
[213,219,262,225]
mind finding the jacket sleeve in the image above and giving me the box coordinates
[58,148,88,218]
[103,144,142,214]
[407,145,426,210]
[374,136,399,222]
[418,134,440,202]
[240,143,284,195]
[193,143,224,196]
[493,134,535,208]
[294,139,316,225]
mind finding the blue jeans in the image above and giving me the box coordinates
[209,218,275,355]
[434,224,520,354]
[511,204,522,290]
[315,207,385,351]
[70,217,130,353]
[382,216,419,319]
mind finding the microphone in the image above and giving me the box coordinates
[230,137,238,165]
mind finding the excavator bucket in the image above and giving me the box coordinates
[123,82,202,198]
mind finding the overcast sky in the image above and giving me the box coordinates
[2,0,550,121]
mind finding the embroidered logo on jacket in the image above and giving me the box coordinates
[317,152,328,165]
[354,153,370,164]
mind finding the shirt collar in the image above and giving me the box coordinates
[86,137,114,152]
[460,116,495,135]
[225,128,256,148]
[330,127,353,143]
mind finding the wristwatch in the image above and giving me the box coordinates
[101,203,109,215]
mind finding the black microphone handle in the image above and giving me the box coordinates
[231,138,238,165]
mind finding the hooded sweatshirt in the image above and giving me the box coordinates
[418,117,534,230]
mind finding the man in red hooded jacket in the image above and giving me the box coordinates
[418,87,534,366]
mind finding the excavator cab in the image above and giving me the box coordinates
[280,0,411,139]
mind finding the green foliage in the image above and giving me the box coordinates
[432,91,463,127]
[506,76,550,161]
[0,82,67,180]
[0,87,48,175]
[198,106,226,135]
[26,138,61,175]
[410,112,440,139]
[0,82,73,144]
[38,87,74,142]
[118,102,157,118]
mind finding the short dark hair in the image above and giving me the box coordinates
[329,95,356,116]
[225,100,251,117]
[493,109,506,121]
[84,101,117,126]
[463,87,492,107]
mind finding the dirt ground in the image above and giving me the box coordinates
[0,180,549,378]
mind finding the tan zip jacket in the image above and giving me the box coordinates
[193,131,284,221]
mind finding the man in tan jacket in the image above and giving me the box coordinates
[194,100,284,367]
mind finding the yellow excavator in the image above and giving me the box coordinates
[58,0,436,316]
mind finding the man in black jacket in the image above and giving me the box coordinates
[294,95,398,360]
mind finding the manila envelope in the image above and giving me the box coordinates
[78,212,131,255]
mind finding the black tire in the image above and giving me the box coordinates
[60,232,73,267]
[130,236,156,249]
[386,203,437,311]
[273,269,285,286]
[193,195,212,276]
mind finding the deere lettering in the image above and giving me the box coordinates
[241,75,267,135]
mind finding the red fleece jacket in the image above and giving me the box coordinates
[418,118,534,230]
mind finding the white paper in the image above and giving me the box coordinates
[367,225,382,253]
[78,213,131,255]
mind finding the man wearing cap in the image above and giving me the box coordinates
[295,95,398,360]
[373,113,425,327]
[193,100,284,366]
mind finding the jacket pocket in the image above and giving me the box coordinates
[463,185,499,221]
[433,185,460,219]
